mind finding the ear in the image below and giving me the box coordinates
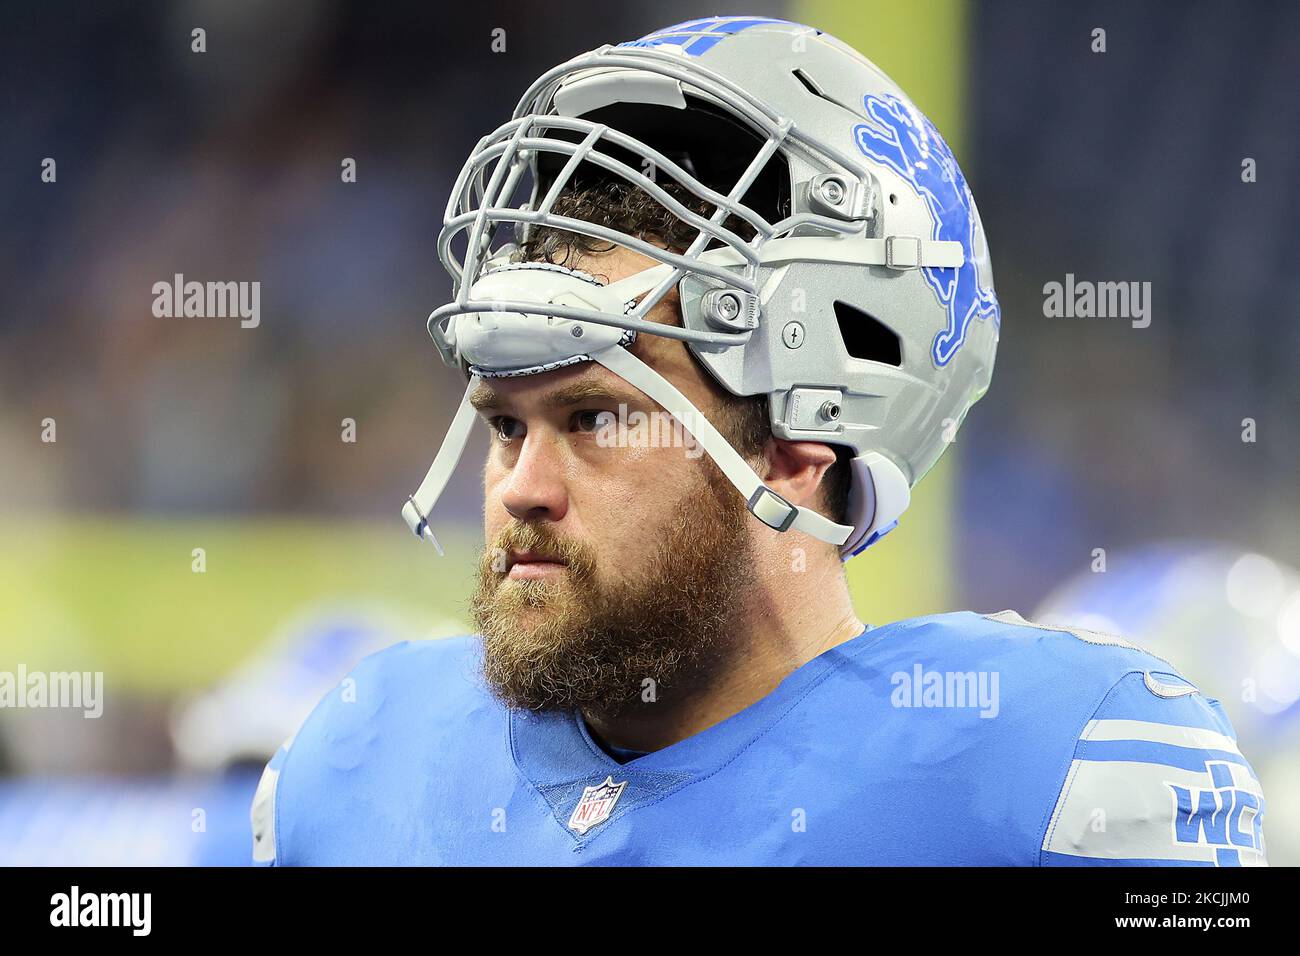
[759,438,837,510]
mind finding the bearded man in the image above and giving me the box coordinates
[253,17,1267,867]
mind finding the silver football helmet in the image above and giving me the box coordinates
[404,15,1000,558]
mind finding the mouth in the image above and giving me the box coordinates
[506,549,570,581]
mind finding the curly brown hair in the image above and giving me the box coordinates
[515,179,852,528]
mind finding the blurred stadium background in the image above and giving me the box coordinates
[1,0,1297,864]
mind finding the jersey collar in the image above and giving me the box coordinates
[508,624,879,842]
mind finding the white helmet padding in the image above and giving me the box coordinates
[840,453,911,558]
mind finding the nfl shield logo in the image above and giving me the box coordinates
[567,776,628,834]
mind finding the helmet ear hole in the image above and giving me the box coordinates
[833,301,902,367]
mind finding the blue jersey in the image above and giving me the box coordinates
[251,610,1268,866]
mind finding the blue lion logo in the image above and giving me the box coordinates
[853,93,1000,367]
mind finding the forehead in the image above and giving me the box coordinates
[470,361,641,411]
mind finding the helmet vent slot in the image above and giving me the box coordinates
[792,67,823,97]
[791,68,864,118]
[833,300,902,366]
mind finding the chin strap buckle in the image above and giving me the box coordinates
[746,486,798,533]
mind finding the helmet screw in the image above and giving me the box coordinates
[818,178,845,206]
[570,325,584,338]
[714,292,741,321]
[820,401,842,422]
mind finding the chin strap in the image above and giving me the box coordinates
[401,374,482,555]
[591,346,853,547]
[401,350,854,552]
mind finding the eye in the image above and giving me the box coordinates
[573,410,614,434]
[488,416,525,443]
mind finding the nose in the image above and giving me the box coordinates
[499,430,570,525]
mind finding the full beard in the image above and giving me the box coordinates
[470,463,753,719]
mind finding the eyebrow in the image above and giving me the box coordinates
[468,378,642,413]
